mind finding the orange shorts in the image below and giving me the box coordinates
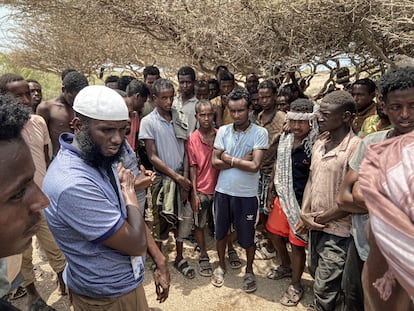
[265,197,307,247]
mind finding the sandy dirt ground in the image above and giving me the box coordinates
[11,233,315,311]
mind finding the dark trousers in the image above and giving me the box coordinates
[342,238,364,311]
[309,231,350,311]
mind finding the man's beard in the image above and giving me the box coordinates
[76,127,124,170]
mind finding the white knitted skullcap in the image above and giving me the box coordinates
[73,85,128,121]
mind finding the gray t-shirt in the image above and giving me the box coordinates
[349,130,389,261]
[139,109,185,171]
[173,95,198,138]
[121,142,146,214]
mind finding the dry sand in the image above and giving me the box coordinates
[11,234,315,311]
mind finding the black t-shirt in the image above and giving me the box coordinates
[292,144,311,206]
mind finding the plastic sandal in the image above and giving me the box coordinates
[267,266,292,280]
[174,258,195,279]
[243,273,257,293]
[227,249,242,269]
[198,256,212,277]
[280,284,304,306]
[211,267,225,287]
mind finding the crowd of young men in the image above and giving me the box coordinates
[0,65,413,311]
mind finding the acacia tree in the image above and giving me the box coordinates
[3,0,414,91]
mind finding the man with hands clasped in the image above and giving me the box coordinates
[211,89,268,293]
[296,91,360,311]
[43,86,169,310]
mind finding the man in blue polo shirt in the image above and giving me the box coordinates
[211,89,268,293]
[43,86,169,310]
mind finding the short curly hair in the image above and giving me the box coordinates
[62,71,88,94]
[0,95,30,140]
[126,79,149,97]
[353,78,376,94]
[177,66,196,81]
[143,66,160,80]
[195,99,214,113]
[380,67,414,100]
[258,79,277,94]
[228,88,250,108]
[153,78,174,96]
[0,73,24,95]
[322,90,356,114]
[290,98,314,113]
[118,75,135,92]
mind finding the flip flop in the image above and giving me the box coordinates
[280,284,304,307]
[211,267,225,287]
[227,249,242,269]
[243,273,257,293]
[267,265,292,280]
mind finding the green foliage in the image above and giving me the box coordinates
[0,52,61,100]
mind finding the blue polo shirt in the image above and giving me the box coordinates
[43,133,144,298]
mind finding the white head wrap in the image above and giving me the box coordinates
[286,104,320,156]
